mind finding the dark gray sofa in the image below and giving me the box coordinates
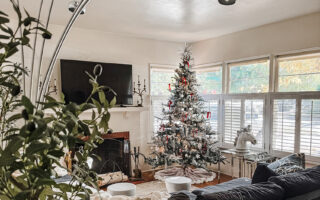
[169,165,320,200]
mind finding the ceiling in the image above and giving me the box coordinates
[2,0,320,42]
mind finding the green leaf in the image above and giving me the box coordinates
[56,183,71,193]
[60,92,65,103]
[0,16,9,24]
[21,36,30,45]
[106,112,111,122]
[78,120,90,136]
[80,103,95,112]
[36,178,56,186]
[5,136,23,153]
[39,186,54,200]
[91,98,101,113]
[0,195,11,200]
[47,150,64,158]
[0,154,16,166]
[12,2,22,20]
[6,46,18,58]
[75,151,84,162]
[26,142,48,155]
[15,191,31,200]
[98,91,106,105]
[7,113,22,122]
[21,95,34,114]
[110,96,117,107]
[0,35,10,39]
[0,25,13,36]
[0,11,8,16]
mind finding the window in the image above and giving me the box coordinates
[222,98,265,148]
[229,59,269,93]
[195,65,223,133]
[150,66,175,133]
[224,99,241,144]
[244,99,264,149]
[300,99,320,157]
[150,68,175,96]
[203,100,219,133]
[196,66,223,95]
[272,99,296,153]
[277,53,320,92]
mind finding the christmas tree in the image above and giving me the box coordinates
[145,45,225,183]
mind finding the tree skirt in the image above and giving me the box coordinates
[154,167,216,184]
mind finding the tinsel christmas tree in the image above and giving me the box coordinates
[145,45,225,183]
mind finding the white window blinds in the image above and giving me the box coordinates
[203,100,219,132]
[244,99,264,149]
[272,99,296,153]
[300,99,320,157]
[224,99,241,144]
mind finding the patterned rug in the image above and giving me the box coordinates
[91,180,198,200]
[135,180,198,197]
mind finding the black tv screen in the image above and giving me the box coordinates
[60,59,133,105]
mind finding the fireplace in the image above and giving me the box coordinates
[80,132,131,176]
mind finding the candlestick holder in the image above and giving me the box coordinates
[133,75,146,107]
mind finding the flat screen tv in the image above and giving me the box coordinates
[60,59,133,105]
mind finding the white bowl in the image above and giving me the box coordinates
[165,176,192,193]
[107,182,136,196]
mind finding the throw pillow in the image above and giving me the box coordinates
[268,153,305,170]
[273,162,304,175]
[252,164,278,184]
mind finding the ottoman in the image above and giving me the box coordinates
[165,176,192,193]
[107,182,136,196]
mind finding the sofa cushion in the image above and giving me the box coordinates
[192,177,251,196]
[268,153,305,170]
[169,191,197,200]
[252,164,278,184]
[268,165,320,198]
[196,182,285,200]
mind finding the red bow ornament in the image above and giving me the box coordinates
[207,112,211,119]
[183,77,187,86]
[168,100,173,110]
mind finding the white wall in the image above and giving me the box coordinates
[192,12,320,65]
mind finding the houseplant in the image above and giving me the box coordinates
[0,1,115,199]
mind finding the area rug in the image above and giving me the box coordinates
[135,180,198,197]
[90,180,198,200]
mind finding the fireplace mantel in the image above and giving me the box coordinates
[81,131,129,141]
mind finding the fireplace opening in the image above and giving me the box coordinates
[90,138,130,176]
